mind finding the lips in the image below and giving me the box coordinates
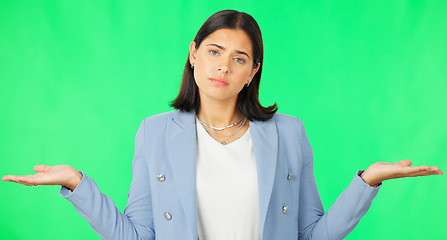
[209,77,229,86]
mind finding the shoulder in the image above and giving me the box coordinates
[250,112,306,134]
[272,113,313,155]
[271,113,304,129]
[137,110,179,134]
[142,110,177,125]
[268,113,308,143]
[139,110,195,131]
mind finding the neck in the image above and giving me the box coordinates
[197,97,242,127]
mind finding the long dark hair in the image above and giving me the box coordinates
[170,10,277,121]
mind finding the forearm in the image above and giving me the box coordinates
[61,172,155,240]
[299,171,380,240]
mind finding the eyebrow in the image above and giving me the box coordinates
[206,43,251,60]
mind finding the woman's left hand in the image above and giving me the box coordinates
[360,160,443,187]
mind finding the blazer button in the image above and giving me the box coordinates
[287,172,293,180]
[157,174,165,182]
[164,212,172,220]
[282,205,288,214]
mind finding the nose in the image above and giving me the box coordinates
[217,57,230,73]
[218,66,229,73]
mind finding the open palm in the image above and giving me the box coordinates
[2,165,82,190]
[360,160,443,186]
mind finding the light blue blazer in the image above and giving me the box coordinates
[61,110,380,240]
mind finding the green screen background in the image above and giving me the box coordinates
[1,1,446,239]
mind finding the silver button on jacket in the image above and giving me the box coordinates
[157,174,165,182]
[164,212,172,220]
[282,205,288,214]
[287,172,293,180]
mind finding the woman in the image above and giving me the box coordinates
[2,10,442,240]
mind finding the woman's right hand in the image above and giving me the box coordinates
[2,165,82,191]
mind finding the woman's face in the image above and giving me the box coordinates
[189,28,260,104]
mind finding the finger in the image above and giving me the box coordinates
[400,165,429,175]
[15,179,38,186]
[2,175,14,181]
[12,174,43,185]
[33,165,52,173]
[2,175,37,186]
[405,171,438,178]
[396,160,412,167]
[401,167,442,177]
[426,166,443,175]
[2,175,23,182]
[425,166,443,175]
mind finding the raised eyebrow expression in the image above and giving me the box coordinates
[205,43,251,60]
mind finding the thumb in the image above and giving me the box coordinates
[33,165,52,173]
[396,160,412,167]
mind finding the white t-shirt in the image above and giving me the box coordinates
[196,118,261,240]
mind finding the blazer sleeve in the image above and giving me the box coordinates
[297,119,380,240]
[60,120,155,240]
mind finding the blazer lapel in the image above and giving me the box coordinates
[165,110,198,239]
[250,118,279,235]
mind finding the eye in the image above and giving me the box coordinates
[234,58,245,64]
[210,50,219,56]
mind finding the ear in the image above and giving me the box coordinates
[189,41,197,67]
[247,62,261,84]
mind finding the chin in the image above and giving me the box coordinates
[200,89,238,103]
